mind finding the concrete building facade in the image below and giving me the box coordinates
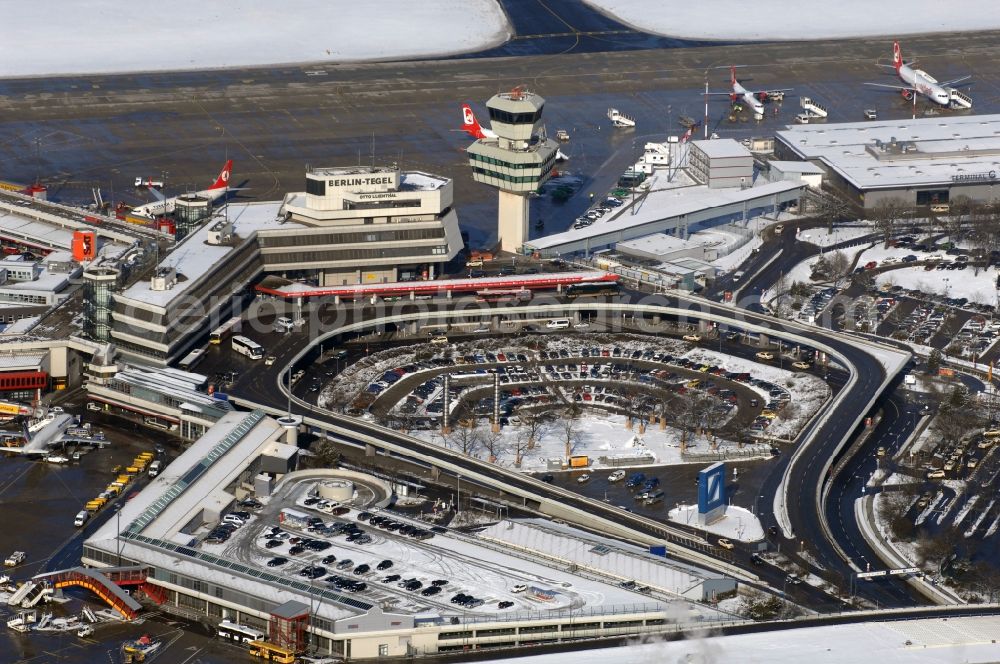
[277,166,463,286]
[688,140,754,189]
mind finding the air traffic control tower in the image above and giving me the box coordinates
[467,88,559,253]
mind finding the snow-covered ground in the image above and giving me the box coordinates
[583,0,1000,40]
[668,504,763,542]
[475,614,1000,664]
[413,411,770,472]
[797,223,875,249]
[0,1,510,78]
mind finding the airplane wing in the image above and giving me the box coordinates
[752,87,793,94]
[146,186,166,202]
[864,82,914,92]
[939,75,971,87]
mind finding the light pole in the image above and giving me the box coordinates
[115,505,122,567]
[703,63,729,139]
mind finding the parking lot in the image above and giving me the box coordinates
[330,334,820,448]
[201,476,654,618]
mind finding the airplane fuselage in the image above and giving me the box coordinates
[131,186,227,218]
[898,64,950,107]
[732,82,765,115]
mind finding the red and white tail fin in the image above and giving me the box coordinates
[461,104,486,140]
[892,41,903,71]
[208,159,233,191]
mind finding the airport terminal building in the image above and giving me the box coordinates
[277,166,463,286]
[110,166,464,366]
[775,113,1000,208]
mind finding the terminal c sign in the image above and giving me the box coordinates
[951,171,997,183]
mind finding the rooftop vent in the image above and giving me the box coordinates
[150,266,177,291]
[206,220,234,246]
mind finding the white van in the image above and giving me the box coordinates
[148,460,162,477]
[74,510,89,527]
[275,316,294,332]
[545,319,570,330]
[430,336,449,345]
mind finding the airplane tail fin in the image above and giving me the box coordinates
[892,41,902,71]
[208,159,233,190]
[461,104,486,140]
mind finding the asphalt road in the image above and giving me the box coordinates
[825,388,927,606]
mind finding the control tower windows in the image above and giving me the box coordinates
[488,108,543,125]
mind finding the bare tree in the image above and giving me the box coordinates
[943,195,972,241]
[520,411,551,450]
[444,422,483,457]
[665,391,717,451]
[771,273,792,319]
[561,405,581,458]
[310,439,342,468]
[482,425,507,463]
[825,250,852,287]
[870,197,908,247]
[813,191,853,233]
[512,429,536,468]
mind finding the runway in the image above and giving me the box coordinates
[1,33,1000,246]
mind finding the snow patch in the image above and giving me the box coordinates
[1,1,511,78]
[582,1,1000,40]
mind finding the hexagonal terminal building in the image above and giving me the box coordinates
[466,88,560,253]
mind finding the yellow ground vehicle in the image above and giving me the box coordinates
[248,641,296,663]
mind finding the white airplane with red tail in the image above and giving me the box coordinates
[131,159,240,218]
[865,41,971,109]
[460,104,497,140]
[707,67,792,117]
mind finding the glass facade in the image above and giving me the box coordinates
[83,269,119,341]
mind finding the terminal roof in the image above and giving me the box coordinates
[776,113,1000,189]
[527,179,802,251]
[690,138,752,159]
[118,201,297,308]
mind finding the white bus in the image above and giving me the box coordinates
[210,317,242,344]
[232,335,265,360]
[178,348,206,371]
[217,619,266,643]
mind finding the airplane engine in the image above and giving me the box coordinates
[757,92,769,101]
[900,89,913,100]
[729,93,738,102]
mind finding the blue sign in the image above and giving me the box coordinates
[698,462,727,515]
